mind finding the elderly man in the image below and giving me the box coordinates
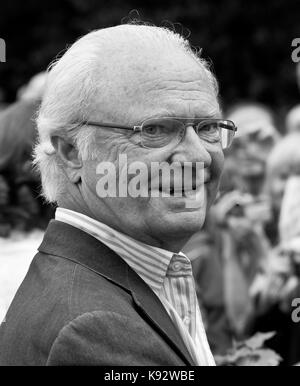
[0,24,236,366]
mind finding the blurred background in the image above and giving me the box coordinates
[1,0,300,366]
[1,0,300,114]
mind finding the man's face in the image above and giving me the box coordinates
[80,52,224,249]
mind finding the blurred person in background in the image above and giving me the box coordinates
[0,72,54,322]
[285,105,300,133]
[16,72,46,102]
[264,133,300,245]
[205,103,278,338]
[210,189,271,338]
[223,102,280,196]
[183,217,233,355]
[0,72,52,237]
[249,133,300,365]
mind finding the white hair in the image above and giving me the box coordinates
[34,24,219,203]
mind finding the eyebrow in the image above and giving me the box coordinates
[139,110,221,121]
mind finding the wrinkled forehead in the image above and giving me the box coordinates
[93,47,220,122]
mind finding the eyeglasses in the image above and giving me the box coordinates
[81,117,237,150]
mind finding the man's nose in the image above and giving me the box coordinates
[171,125,212,166]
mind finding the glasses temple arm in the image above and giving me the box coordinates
[83,121,135,131]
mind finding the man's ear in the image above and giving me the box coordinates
[51,135,82,183]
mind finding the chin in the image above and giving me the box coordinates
[148,204,207,244]
[143,185,213,243]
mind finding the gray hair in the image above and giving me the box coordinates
[33,24,219,203]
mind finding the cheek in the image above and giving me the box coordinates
[82,161,102,191]
[210,146,224,179]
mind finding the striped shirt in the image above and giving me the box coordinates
[55,207,215,366]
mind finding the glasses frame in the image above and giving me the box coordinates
[80,117,237,149]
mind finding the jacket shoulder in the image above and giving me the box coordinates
[47,310,185,366]
[0,251,133,365]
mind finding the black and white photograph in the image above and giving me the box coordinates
[0,0,300,369]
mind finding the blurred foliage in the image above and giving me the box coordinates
[0,0,300,115]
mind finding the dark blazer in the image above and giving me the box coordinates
[0,220,195,366]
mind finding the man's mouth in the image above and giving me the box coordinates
[156,169,211,197]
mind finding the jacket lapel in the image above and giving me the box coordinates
[127,265,195,365]
[39,220,195,365]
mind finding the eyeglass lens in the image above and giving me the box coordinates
[141,118,235,149]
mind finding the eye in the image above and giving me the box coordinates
[143,125,160,136]
[200,122,218,132]
[197,122,220,143]
[141,120,177,148]
[143,124,170,137]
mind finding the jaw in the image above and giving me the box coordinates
[136,180,221,249]
[143,193,208,249]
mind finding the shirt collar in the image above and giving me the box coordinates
[55,207,189,293]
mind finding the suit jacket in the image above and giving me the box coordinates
[0,220,195,366]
